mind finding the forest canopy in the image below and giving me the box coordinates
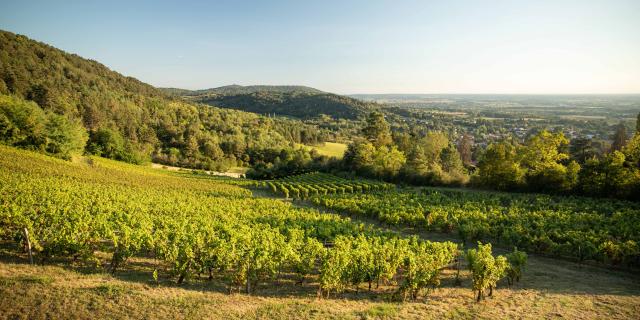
[0,30,326,170]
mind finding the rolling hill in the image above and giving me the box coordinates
[160,85,324,97]
[169,85,380,120]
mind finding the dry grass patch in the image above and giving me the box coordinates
[1,251,639,320]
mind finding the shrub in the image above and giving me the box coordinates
[466,242,509,302]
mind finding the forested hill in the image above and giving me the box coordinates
[171,85,380,120]
[0,29,328,169]
[0,31,166,108]
[161,85,324,96]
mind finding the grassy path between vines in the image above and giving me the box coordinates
[1,182,639,319]
[256,189,640,319]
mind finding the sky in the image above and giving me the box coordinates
[1,0,639,94]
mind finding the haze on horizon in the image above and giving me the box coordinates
[1,0,639,95]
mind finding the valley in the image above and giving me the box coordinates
[1,3,640,318]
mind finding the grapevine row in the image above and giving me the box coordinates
[311,188,640,266]
[262,172,394,199]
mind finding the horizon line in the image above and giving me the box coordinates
[345,92,640,96]
[161,85,640,96]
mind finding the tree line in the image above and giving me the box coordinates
[336,111,640,200]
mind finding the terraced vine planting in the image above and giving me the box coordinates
[263,172,394,199]
[2,146,640,319]
[310,188,640,267]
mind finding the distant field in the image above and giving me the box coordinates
[559,115,607,120]
[295,142,348,158]
[149,163,247,178]
[227,166,250,174]
[478,116,506,121]
[429,111,467,116]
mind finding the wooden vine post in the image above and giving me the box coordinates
[23,228,33,264]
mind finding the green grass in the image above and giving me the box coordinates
[359,303,400,319]
[227,166,249,174]
[295,142,348,158]
[92,284,133,298]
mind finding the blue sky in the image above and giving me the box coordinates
[1,0,639,94]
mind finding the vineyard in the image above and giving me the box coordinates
[310,188,640,267]
[0,146,460,300]
[2,145,640,319]
[263,172,394,199]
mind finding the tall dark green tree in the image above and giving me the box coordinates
[362,111,392,147]
[611,122,627,152]
[570,136,598,164]
[403,144,429,177]
[457,134,473,166]
[441,145,465,173]
[579,151,638,199]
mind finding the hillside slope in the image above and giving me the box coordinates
[1,145,639,320]
[0,30,326,169]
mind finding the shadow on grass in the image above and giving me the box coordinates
[275,193,640,297]
[2,233,640,303]
[0,241,391,301]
